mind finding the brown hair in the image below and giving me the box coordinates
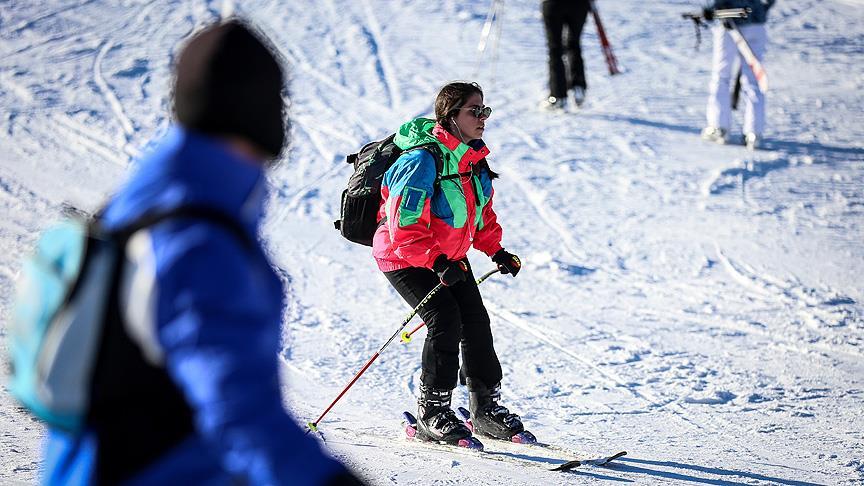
[434,81,484,131]
[433,81,497,179]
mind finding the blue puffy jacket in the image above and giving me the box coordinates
[709,0,776,25]
[42,127,349,485]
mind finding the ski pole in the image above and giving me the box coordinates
[306,283,442,433]
[681,8,749,50]
[307,275,446,432]
[306,267,501,433]
[589,0,621,75]
[681,13,706,50]
[400,268,500,344]
[731,66,742,110]
[473,0,504,86]
[476,0,500,56]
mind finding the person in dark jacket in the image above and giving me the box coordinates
[41,19,362,486]
[540,0,592,110]
[701,0,776,149]
[373,82,525,444]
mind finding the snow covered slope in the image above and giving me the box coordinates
[1,0,862,484]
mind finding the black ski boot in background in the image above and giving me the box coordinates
[416,384,472,444]
[468,381,526,440]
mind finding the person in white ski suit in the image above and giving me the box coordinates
[701,0,776,149]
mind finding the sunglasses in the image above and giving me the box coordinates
[457,105,493,119]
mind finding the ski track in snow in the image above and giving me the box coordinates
[2,0,863,484]
[357,0,402,110]
[483,299,808,459]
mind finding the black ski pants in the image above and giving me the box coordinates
[384,260,502,392]
[542,0,590,98]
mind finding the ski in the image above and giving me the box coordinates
[402,410,625,472]
[589,0,622,75]
[681,8,766,93]
[682,7,749,23]
[724,20,768,93]
[553,450,628,470]
[713,8,749,20]
[453,407,627,471]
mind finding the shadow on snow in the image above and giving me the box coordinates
[609,456,825,486]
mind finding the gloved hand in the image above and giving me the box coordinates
[492,249,521,277]
[702,8,715,21]
[432,255,467,286]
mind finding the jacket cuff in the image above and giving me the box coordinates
[483,243,503,258]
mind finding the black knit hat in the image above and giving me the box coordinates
[173,19,286,159]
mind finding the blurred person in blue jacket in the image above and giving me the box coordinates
[42,19,363,486]
[700,0,776,150]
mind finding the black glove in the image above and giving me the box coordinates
[492,249,521,277]
[702,7,715,21]
[433,255,467,286]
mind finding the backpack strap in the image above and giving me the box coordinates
[88,205,255,481]
[439,171,474,181]
[375,143,448,231]
[403,142,455,186]
[103,205,255,250]
[415,143,475,182]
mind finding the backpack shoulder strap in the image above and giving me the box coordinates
[106,205,255,250]
[414,143,476,184]
[403,143,446,186]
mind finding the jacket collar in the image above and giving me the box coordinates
[104,126,267,233]
[432,123,491,171]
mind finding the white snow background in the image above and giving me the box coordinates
[1,0,863,484]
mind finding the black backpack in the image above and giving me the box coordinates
[335,133,444,246]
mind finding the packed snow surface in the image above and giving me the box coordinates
[1,0,863,484]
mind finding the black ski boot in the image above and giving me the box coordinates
[416,385,472,444]
[468,382,526,441]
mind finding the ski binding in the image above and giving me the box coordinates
[402,411,484,450]
[456,406,538,444]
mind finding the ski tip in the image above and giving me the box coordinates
[402,411,417,425]
[457,406,470,420]
[551,459,580,472]
[457,436,484,451]
[402,411,419,439]
[511,430,537,444]
[552,451,628,471]
[583,451,628,467]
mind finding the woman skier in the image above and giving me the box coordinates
[373,82,525,444]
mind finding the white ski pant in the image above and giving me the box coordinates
[706,23,767,136]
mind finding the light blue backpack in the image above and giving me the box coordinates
[9,206,249,431]
[9,212,117,431]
